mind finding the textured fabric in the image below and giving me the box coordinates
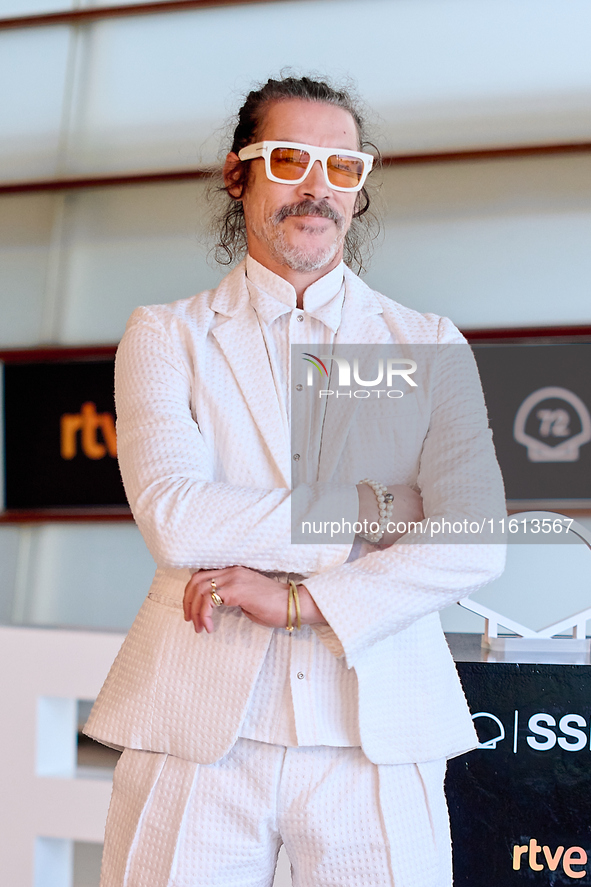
[240,256,360,748]
[84,259,506,765]
[100,740,451,887]
[239,624,361,747]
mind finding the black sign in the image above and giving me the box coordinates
[4,341,590,512]
[448,662,591,885]
[473,344,591,505]
[3,358,127,510]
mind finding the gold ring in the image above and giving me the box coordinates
[210,580,223,607]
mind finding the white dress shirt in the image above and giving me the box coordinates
[238,255,361,748]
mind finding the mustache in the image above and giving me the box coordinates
[271,199,345,229]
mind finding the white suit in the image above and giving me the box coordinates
[85,259,505,769]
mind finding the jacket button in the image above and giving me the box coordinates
[297,672,305,680]
[293,454,300,461]
[295,384,303,391]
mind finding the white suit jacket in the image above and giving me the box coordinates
[84,260,506,765]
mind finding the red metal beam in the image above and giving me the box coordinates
[0,508,133,523]
[462,325,591,342]
[383,142,591,166]
[0,0,285,31]
[2,333,590,523]
[0,168,211,195]
[0,345,117,362]
[1,142,590,196]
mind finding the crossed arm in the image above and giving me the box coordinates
[182,484,424,633]
[118,307,506,667]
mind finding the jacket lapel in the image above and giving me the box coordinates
[210,264,291,486]
[336,268,394,345]
[318,270,394,481]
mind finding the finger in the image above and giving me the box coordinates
[183,573,201,621]
[184,577,209,624]
[189,581,223,633]
[189,567,237,585]
[183,569,230,621]
[188,588,206,633]
[184,576,206,632]
[198,592,215,634]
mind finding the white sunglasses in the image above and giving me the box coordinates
[237,141,374,192]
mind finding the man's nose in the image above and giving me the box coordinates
[300,159,330,198]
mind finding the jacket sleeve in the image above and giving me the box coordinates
[115,306,356,572]
[305,317,507,667]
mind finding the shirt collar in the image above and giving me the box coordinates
[245,254,345,333]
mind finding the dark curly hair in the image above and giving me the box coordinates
[210,75,381,274]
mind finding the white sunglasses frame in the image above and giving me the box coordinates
[237,141,374,192]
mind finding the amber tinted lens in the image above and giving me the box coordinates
[327,154,365,188]
[269,147,311,180]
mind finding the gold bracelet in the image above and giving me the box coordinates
[290,581,302,631]
[286,582,294,632]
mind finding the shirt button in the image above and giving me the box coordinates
[295,384,303,391]
[293,454,300,461]
[297,672,305,680]
[296,314,304,322]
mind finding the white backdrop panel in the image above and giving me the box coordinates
[65,0,591,174]
[17,523,154,630]
[0,0,73,13]
[0,26,70,180]
[57,180,224,344]
[365,154,591,328]
[0,193,56,346]
[370,210,591,328]
[60,182,224,343]
[0,526,20,623]
[39,155,591,345]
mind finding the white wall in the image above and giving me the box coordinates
[2,153,591,353]
[3,0,591,179]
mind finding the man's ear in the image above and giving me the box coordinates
[223,152,244,199]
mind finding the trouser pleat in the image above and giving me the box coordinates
[100,749,198,887]
[377,758,451,887]
[100,743,451,887]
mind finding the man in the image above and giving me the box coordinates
[85,76,505,887]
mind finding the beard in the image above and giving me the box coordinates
[255,199,347,273]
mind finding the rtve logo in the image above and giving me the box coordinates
[60,402,117,460]
[512,839,588,879]
[473,711,591,754]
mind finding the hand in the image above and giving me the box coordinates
[183,566,326,633]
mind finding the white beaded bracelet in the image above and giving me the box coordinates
[359,478,394,544]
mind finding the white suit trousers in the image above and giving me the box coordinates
[100,739,452,887]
